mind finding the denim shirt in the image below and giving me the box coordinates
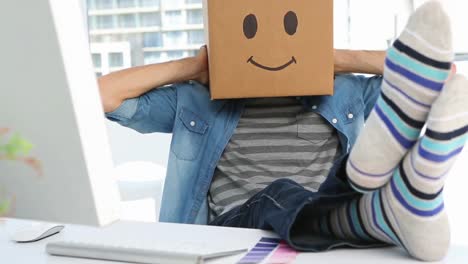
[106,74,383,225]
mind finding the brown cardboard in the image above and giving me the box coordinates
[203,0,334,99]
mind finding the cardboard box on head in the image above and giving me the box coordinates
[204,0,334,100]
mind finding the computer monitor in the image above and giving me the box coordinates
[0,0,120,226]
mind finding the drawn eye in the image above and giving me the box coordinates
[284,11,298,36]
[243,14,258,39]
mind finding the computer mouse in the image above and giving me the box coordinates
[10,224,65,243]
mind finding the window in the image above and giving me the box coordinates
[143,32,163,47]
[140,12,161,27]
[109,52,124,67]
[187,50,197,57]
[92,0,114,10]
[92,53,102,68]
[164,11,184,26]
[161,0,184,9]
[92,15,115,29]
[187,10,203,25]
[139,0,160,8]
[166,51,184,60]
[117,0,136,8]
[164,31,186,46]
[88,0,203,71]
[188,30,204,45]
[144,51,163,64]
[118,14,137,28]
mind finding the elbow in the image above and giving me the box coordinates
[98,77,123,113]
[103,98,123,114]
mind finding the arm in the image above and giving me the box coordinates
[334,50,386,75]
[99,47,209,113]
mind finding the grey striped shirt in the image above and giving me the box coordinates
[208,97,341,218]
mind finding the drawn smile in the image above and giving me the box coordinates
[247,56,297,71]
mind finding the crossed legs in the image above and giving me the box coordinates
[310,2,468,261]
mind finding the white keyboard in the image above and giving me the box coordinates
[46,240,247,264]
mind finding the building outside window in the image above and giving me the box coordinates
[92,53,102,68]
[166,51,184,60]
[143,32,163,47]
[139,0,160,8]
[188,30,204,45]
[118,14,137,28]
[140,12,161,27]
[144,51,163,64]
[163,10,184,26]
[163,31,186,47]
[187,10,203,25]
[87,0,203,69]
[161,0,184,9]
[90,42,131,75]
[109,52,124,67]
[90,0,114,10]
[186,50,197,57]
[91,15,115,29]
[117,0,136,9]
[186,0,201,4]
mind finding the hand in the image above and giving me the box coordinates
[192,46,210,85]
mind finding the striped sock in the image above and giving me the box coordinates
[311,75,468,261]
[310,191,402,248]
[346,1,454,192]
[385,74,468,260]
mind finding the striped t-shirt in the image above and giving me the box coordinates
[208,97,341,218]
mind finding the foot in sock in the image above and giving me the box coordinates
[380,75,468,261]
[312,75,468,261]
[346,1,454,191]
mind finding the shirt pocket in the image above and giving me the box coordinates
[296,112,335,144]
[171,107,209,161]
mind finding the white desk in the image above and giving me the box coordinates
[2,218,468,264]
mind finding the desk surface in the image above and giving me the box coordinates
[1,218,467,264]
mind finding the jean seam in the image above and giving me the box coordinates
[224,212,247,224]
[244,197,263,208]
[222,193,286,225]
[262,194,285,210]
[222,197,264,225]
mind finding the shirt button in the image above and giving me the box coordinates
[348,113,354,119]
[332,118,338,124]
[312,105,318,110]
[190,121,196,127]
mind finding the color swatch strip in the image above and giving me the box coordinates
[266,241,298,264]
[237,237,281,264]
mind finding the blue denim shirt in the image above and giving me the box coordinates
[106,74,383,225]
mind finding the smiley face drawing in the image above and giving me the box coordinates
[206,0,334,99]
[244,11,299,71]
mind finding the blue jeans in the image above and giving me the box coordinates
[209,158,386,251]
